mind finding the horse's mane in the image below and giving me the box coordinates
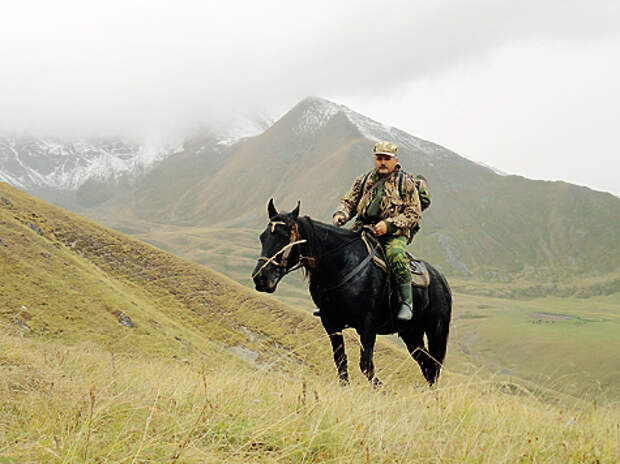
[297,216,359,277]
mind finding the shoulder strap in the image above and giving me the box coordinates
[356,171,372,203]
[398,170,405,198]
[360,171,372,194]
[414,174,431,211]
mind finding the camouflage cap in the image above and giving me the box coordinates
[373,141,398,157]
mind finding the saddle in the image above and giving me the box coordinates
[406,251,430,288]
[361,230,430,288]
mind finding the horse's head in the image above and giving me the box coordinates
[252,199,304,293]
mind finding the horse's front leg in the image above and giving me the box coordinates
[328,331,349,386]
[359,324,382,388]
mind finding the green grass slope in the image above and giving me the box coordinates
[2,182,620,462]
[0,182,417,381]
[98,220,620,400]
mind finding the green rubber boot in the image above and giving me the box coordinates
[396,282,414,321]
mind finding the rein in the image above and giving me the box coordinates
[252,218,385,286]
[297,217,387,294]
[318,230,386,293]
[252,220,307,279]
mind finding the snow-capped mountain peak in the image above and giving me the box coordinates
[215,112,275,146]
[292,97,455,159]
[0,135,182,191]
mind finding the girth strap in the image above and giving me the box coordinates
[320,229,388,293]
[321,252,373,293]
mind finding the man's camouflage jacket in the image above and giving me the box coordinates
[333,166,422,243]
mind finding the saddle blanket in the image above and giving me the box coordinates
[406,251,430,288]
[361,231,430,288]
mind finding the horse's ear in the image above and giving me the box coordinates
[267,198,278,219]
[291,201,300,220]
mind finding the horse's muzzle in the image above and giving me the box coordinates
[252,267,280,293]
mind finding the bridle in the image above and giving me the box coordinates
[252,220,308,279]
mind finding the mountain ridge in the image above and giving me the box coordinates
[2,97,619,283]
[112,97,620,282]
[0,109,274,196]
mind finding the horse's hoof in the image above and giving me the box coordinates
[372,377,384,390]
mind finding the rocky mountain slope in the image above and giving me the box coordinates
[124,97,620,285]
[0,136,174,190]
[0,113,272,209]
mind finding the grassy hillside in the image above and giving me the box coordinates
[82,217,620,399]
[0,182,415,380]
[3,329,620,463]
[2,182,620,462]
[6,179,620,398]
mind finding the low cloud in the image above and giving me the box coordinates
[0,0,618,139]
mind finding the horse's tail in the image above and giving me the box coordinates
[426,265,452,376]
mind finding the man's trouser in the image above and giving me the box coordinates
[379,235,411,285]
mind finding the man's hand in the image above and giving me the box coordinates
[373,220,388,236]
[333,214,346,227]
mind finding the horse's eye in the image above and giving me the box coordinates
[275,227,289,237]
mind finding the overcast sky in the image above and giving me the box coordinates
[1,0,619,196]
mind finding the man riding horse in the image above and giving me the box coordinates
[252,142,450,386]
[328,141,429,321]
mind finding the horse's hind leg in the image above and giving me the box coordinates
[400,328,437,386]
[328,331,349,386]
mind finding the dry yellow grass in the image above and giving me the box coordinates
[0,181,429,385]
[2,183,620,463]
[1,329,619,464]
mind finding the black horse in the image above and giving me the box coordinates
[252,199,452,386]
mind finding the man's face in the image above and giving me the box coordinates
[374,154,398,176]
